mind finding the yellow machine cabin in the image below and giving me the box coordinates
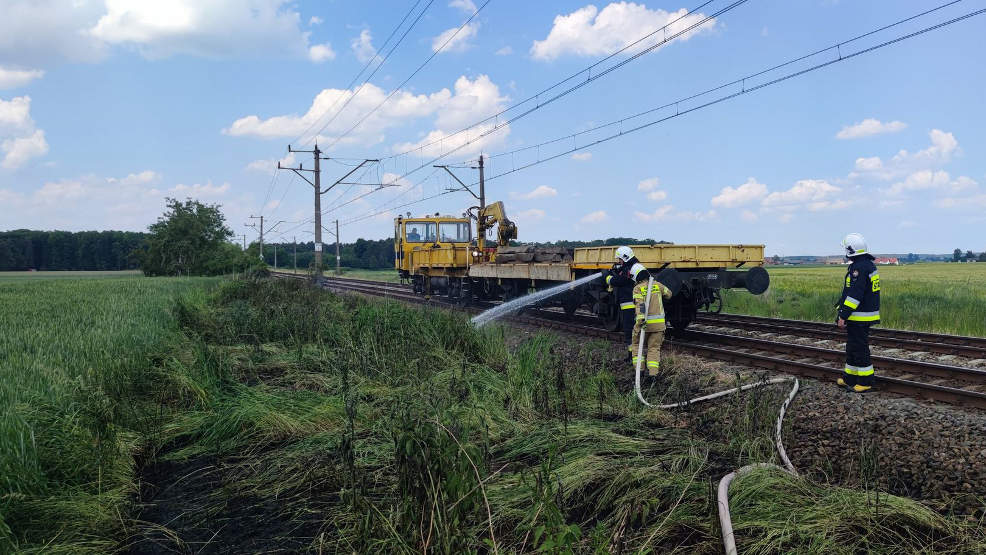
[394,214,473,291]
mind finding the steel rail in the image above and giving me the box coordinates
[698,313,986,354]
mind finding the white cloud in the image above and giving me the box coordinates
[0,1,107,65]
[896,129,958,164]
[227,83,450,144]
[0,67,45,89]
[89,0,322,61]
[761,179,841,210]
[228,75,508,154]
[495,46,513,55]
[646,190,667,202]
[710,177,767,208]
[0,95,33,132]
[309,16,323,26]
[246,152,295,173]
[571,151,591,161]
[531,2,716,61]
[511,185,557,200]
[849,129,961,182]
[0,171,250,232]
[308,43,336,63]
[108,170,161,186]
[883,170,978,196]
[432,22,479,53]
[515,208,546,221]
[351,29,377,63]
[450,0,478,14]
[170,181,231,197]
[392,75,510,157]
[580,210,608,224]
[634,205,716,222]
[636,177,660,191]
[741,210,758,222]
[0,95,47,169]
[836,118,906,140]
[854,156,882,171]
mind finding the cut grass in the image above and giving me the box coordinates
[722,263,986,336]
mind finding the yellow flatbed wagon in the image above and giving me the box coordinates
[394,205,767,330]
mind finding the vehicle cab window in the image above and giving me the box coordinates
[405,222,435,242]
[439,222,471,243]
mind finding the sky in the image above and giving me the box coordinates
[0,0,984,256]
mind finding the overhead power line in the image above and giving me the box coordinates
[323,0,493,150]
[378,0,747,184]
[341,2,983,225]
[384,0,722,162]
[293,0,433,147]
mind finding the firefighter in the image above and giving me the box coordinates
[604,246,641,360]
[631,266,673,376]
[836,232,881,392]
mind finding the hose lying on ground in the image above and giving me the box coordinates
[633,336,801,555]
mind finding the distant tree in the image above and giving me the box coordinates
[140,198,234,276]
[771,254,782,264]
[953,248,963,262]
[966,250,976,261]
[906,252,918,263]
[979,252,986,262]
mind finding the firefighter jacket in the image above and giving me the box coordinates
[838,255,881,323]
[605,257,638,312]
[632,279,673,332]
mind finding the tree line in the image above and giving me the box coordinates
[0,230,147,271]
[953,248,986,262]
[260,237,395,270]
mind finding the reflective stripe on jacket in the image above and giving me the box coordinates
[838,256,881,323]
[632,280,673,332]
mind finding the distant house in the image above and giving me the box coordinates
[874,257,899,265]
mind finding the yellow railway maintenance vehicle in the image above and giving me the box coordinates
[395,201,768,330]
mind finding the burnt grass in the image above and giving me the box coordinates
[125,279,986,553]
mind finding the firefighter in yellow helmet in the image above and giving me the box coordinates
[630,264,673,376]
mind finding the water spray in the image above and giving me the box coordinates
[471,272,603,328]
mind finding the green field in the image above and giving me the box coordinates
[722,263,986,337]
[274,266,402,283]
[3,275,984,552]
[0,275,220,552]
[0,270,142,281]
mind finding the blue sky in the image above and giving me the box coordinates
[0,0,983,255]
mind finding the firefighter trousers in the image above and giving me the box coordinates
[631,329,664,376]
[844,322,875,387]
[621,306,635,353]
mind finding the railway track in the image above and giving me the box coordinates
[271,271,986,410]
[696,313,986,359]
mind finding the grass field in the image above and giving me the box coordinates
[274,266,402,283]
[5,275,984,552]
[0,275,220,552]
[722,263,986,337]
[0,270,142,280]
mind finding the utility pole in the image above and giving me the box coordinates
[273,243,277,269]
[241,234,247,250]
[246,215,264,261]
[293,236,297,273]
[435,153,487,251]
[279,144,378,279]
[335,220,341,276]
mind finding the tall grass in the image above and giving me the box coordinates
[127,279,985,553]
[4,276,985,552]
[0,276,219,552]
[722,263,986,336]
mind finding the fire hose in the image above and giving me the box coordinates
[634,276,801,554]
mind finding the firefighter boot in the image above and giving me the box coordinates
[852,385,872,393]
